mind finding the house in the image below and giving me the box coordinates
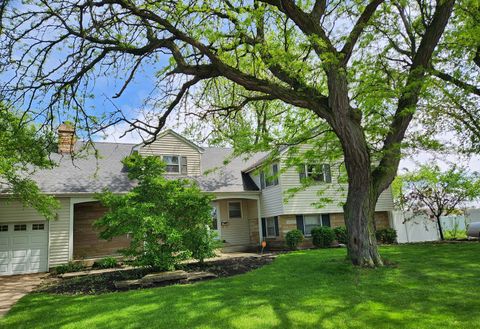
[0,126,394,276]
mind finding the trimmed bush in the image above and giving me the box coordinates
[311,226,335,248]
[92,257,119,269]
[333,226,348,244]
[375,228,397,244]
[285,229,304,250]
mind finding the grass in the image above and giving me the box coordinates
[2,243,480,329]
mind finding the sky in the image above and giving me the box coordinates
[4,0,479,175]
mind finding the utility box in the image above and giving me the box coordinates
[467,222,480,238]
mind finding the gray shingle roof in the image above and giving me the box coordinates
[3,142,267,194]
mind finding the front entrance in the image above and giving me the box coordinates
[73,202,131,259]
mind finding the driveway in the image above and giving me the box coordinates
[0,273,46,317]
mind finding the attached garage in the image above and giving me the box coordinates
[0,222,48,276]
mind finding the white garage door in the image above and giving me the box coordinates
[0,222,48,276]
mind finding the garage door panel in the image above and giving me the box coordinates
[0,222,48,276]
[0,252,9,264]
[0,264,8,275]
[12,236,29,245]
[12,263,28,274]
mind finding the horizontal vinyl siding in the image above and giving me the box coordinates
[0,198,71,267]
[250,173,284,217]
[139,132,201,175]
[218,200,251,246]
[279,146,394,214]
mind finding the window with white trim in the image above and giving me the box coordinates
[228,201,242,219]
[299,163,331,183]
[0,225,8,232]
[303,214,331,236]
[163,155,187,174]
[260,163,279,189]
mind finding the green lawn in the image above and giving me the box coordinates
[2,243,480,329]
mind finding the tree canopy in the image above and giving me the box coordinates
[0,104,59,219]
[1,0,477,266]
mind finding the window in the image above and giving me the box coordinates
[301,214,331,236]
[260,163,279,189]
[14,224,27,231]
[0,225,8,232]
[299,163,331,183]
[266,217,277,237]
[262,217,279,238]
[163,155,187,174]
[228,201,242,219]
[32,223,45,230]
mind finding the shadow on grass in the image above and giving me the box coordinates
[2,243,480,329]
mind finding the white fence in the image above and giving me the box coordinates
[391,211,440,243]
[390,209,480,243]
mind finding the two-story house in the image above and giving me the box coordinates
[0,127,394,276]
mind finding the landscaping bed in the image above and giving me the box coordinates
[37,254,277,295]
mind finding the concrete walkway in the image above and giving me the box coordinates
[0,273,45,317]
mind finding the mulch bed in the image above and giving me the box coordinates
[36,255,277,295]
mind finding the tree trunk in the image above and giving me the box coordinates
[343,183,383,267]
[436,215,445,240]
[326,68,383,267]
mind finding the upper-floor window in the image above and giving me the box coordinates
[260,163,279,189]
[163,155,187,174]
[228,201,242,219]
[299,163,331,183]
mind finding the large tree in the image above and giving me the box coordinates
[0,0,465,266]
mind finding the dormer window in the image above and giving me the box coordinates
[163,155,187,174]
[260,163,279,189]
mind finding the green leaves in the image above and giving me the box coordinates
[95,154,217,270]
[0,104,59,219]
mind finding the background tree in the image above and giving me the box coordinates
[0,104,59,219]
[0,0,467,266]
[395,164,480,240]
[95,153,218,270]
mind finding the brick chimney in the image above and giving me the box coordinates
[57,123,76,154]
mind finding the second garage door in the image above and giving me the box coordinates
[0,222,48,276]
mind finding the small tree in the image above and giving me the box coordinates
[95,153,217,270]
[0,104,59,219]
[396,165,480,240]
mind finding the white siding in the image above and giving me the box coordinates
[0,198,71,267]
[218,200,250,246]
[278,146,394,215]
[250,173,284,217]
[138,131,202,175]
[48,199,70,266]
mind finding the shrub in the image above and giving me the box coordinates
[95,153,218,271]
[375,228,397,244]
[311,226,335,248]
[53,262,86,275]
[333,226,348,244]
[444,229,467,240]
[92,257,119,269]
[285,229,304,250]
